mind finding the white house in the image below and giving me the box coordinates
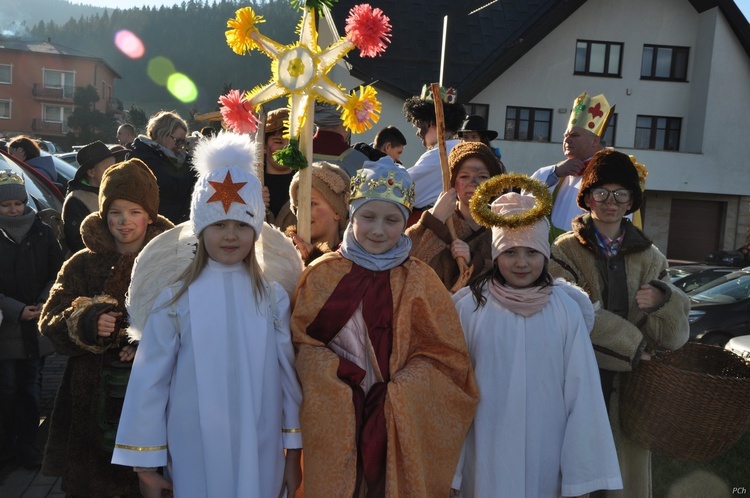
[329,0,750,261]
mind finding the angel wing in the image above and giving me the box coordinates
[126,221,303,341]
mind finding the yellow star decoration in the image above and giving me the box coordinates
[225,7,367,143]
[207,171,247,214]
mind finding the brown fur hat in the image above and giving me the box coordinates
[448,141,504,186]
[265,108,289,135]
[577,149,642,214]
[289,161,350,231]
[98,158,159,221]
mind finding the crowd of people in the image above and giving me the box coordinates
[0,88,690,498]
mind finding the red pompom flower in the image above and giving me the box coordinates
[219,89,259,134]
[345,4,391,58]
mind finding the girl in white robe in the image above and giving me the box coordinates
[451,191,621,498]
[112,132,303,498]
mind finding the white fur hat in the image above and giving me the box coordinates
[190,132,264,238]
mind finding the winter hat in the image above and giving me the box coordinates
[448,141,504,187]
[490,192,550,260]
[75,141,126,182]
[314,102,343,128]
[190,132,264,238]
[99,159,159,221]
[290,162,350,231]
[0,169,28,204]
[577,148,642,214]
[265,108,289,135]
[349,156,414,223]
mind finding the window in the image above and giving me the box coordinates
[601,113,617,148]
[0,99,10,119]
[43,69,75,98]
[43,104,74,132]
[635,115,681,150]
[641,45,689,81]
[574,40,623,77]
[504,107,552,142]
[0,64,11,84]
[465,103,489,123]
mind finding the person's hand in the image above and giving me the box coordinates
[20,305,41,321]
[640,351,652,361]
[450,488,461,497]
[138,470,173,498]
[262,186,271,209]
[119,344,136,362]
[554,158,587,178]
[290,233,313,261]
[97,311,123,338]
[278,449,302,498]
[450,239,470,262]
[431,189,457,223]
[635,284,665,310]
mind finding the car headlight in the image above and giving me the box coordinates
[688,310,705,324]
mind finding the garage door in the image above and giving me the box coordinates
[667,199,723,261]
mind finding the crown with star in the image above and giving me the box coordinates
[189,132,265,238]
[350,157,415,211]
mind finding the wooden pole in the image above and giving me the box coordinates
[296,97,315,243]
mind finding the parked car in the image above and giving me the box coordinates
[55,151,80,168]
[0,149,63,211]
[35,139,64,154]
[687,268,750,346]
[724,335,750,360]
[666,264,740,293]
[39,151,78,186]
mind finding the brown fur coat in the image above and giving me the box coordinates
[39,212,172,496]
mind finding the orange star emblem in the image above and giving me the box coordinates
[207,171,247,213]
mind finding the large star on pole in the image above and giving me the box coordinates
[222,4,390,142]
[207,171,247,213]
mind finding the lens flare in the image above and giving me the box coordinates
[167,73,198,103]
[147,56,175,86]
[114,30,145,59]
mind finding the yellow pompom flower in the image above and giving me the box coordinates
[341,85,381,134]
[226,7,266,55]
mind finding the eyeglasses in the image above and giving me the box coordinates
[170,135,186,147]
[590,188,632,204]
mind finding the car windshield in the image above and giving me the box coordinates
[0,152,62,211]
[690,272,750,303]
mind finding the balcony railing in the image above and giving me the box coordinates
[32,84,75,101]
[32,118,68,135]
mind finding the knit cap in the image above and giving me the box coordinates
[190,132,264,238]
[99,159,159,221]
[448,141,504,186]
[0,169,28,204]
[490,192,550,260]
[577,149,642,214]
[290,162,350,231]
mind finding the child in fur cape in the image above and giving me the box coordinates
[112,132,303,498]
[291,156,478,497]
[39,159,173,496]
[549,149,690,497]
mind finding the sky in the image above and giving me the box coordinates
[69,0,750,21]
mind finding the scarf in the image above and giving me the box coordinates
[339,223,412,272]
[488,280,552,317]
[0,206,36,244]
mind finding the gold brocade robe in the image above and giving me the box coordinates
[291,253,479,497]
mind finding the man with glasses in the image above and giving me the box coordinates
[532,92,614,241]
[549,149,690,498]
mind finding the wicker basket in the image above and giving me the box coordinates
[620,342,750,461]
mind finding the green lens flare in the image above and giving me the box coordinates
[167,73,198,103]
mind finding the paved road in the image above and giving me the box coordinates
[0,353,67,497]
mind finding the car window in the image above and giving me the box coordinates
[0,151,63,212]
[691,273,750,303]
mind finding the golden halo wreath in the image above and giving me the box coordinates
[469,173,553,229]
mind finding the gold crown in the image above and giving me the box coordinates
[420,84,458,104]
[0,170,24,186]
[568,92,615,138]
[350,168,415,211]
